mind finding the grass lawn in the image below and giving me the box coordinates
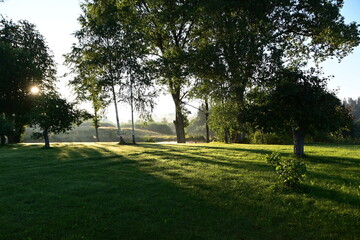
[0,142,359,240]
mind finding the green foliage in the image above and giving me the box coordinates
[0,114,13,136]
[265,152,307,188]
[67,0,157,118]
[209,100,240,143]
[249,131,292,145]
[186,108,207,137]
[29,93,91,147]
[30,94,88,134]
[264,152,281,166]
[343,97,360,121]
[276,159,307,188]
[246,69,352,156]
[0,17,56,143]
[30,132,43,140]
[189,0,359,140]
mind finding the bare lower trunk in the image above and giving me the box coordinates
[94,111,100,142]
[224,128,230,143]
[95,125,100,142]
[174,102,186,143]
[43,129,50,148]
[111,83,125,144]
[7,134,21,144]
[293,128,305,157]
[0,134,6,145]
[204,99,210,143]
[130,75,136,144]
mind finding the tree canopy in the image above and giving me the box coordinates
[0,17,56,143]
[245,69,352,156]
[66,0,359,147]
[29,93,90,148]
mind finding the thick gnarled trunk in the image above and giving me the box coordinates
[171,82,186,143]
[173,104,186,143]
[293,128,305,157]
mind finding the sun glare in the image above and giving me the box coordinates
[30,86,40,94]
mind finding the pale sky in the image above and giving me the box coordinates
[1,0,360,123]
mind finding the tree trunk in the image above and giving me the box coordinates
[224,127,230,143]
[130,73,136,144]
[95,124,100,142]
[94,111,100,142]
[204,99,210,143]
[293,128,305,157]
[111,82,125,144]
[173,101,186,143]
[43,129,50,148]
[0,134,6,145]
[171,88,186,143]
[7,132,22,144]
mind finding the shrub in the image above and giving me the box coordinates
[275,159,307,187]
[264,152,307,188]
[264,152,281,165]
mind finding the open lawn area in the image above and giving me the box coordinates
[0,143,359,240]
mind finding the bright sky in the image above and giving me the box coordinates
[1,0,360,123]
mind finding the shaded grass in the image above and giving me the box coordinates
[0,143,359,239]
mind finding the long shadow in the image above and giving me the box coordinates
[304,184,360,209]
[138,148,273,174]
[139,143,277,156]
[305,154,360,167]
[142,143,360,167]
[2,144,360,239]
[138,143,360,208]
[308,171,360,187]
[0,146,280,240]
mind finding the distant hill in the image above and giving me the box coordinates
[24,122,176,143]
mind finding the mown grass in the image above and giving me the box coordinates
[0,143,359,240]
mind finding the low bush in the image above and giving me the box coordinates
[264,152,307,188]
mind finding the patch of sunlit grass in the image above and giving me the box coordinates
[0,142,359,239]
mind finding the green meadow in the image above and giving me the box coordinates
[0,143,359,240]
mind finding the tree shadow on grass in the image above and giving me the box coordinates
[303,184,360,209]
[304,154,360,167]
[0,148,278,240]
[308,171,360,187]
[138,148,274,174]
[143,143,277,156]
[2,144,360,239]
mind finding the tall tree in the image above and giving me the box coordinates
[245,69,352,156]
[0,113,13,145]
[0,18,56,143]
[30,93,90,148]
[191,0,359,141]
[67,0,156,144]
[67,68,108,142]
[118,0,201,143]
